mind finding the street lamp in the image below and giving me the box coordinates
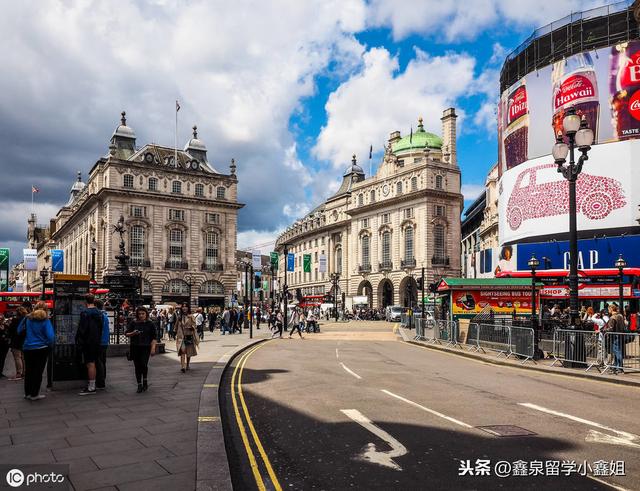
[90,237,98,283]
[184,274,193,310]
[528,254,540,359]
[551,107,593,328]
[330,272,340,322]
[615,254,627,314]
[39,266,48,300]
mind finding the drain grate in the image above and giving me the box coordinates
[476,425,537,437]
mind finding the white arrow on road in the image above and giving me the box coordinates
[340,409,407,471]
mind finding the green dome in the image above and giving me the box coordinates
[391,118,442,154]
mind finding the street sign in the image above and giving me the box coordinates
[633,289,640,298]
[319,254,327,273]
[23,249,37,270]
[270,252,278,269]
[0,248,8,292]
[303,254,311,273]
[51,249,64,272]
[287,253,295,272]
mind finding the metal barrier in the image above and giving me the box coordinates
[475,323,511,357]
[551,329,602,372]
[509,326,536,364]
[602,332,640,374]
[426,320,460,347]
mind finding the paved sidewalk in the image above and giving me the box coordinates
[398,326,640,387]
[0,328,270,491]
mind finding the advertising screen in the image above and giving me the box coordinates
[451,289,532,315]
[498,41,640,173]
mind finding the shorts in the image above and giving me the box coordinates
[81,345,99,364]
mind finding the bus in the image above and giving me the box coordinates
[0,288,109,316]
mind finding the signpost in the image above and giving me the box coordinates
[0,248,9,292]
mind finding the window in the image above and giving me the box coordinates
[131,206,146,218]
[206,212,220,224]
[201,280,224,295]
[172,181,182,194]
[361,235,370,266]
[370,190,376,202]
[216,186,226,199]
[205,231,219,266]
[361,218,369,229]
[382,213,390,224]
[358,194,364,206]
[321,237,325,245]
[130,225,145,262]
[314,238,318,247]
[435,205,445,217]
[123,174,134,188]
[411,176,418,191]
[404,208,414,219]
[195,183,204,197]
[397,159,405,167]
[335,246,342,274]
[435,175,443,189]
[434,224,445,258]
[148,177,157,191]
[405,227,414,261]
[169,209,185,221]
[396,181,402,195]
[163,279,188,294]
[381,231,391,264]
[169,229,184,261]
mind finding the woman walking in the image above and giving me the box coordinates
[167,307,176,340]
[18,302,54,400]
[7,307,28,381]
[288,308,304,339]
[125,307,157,393]
[0,314,10,378]
[175,305,199,372]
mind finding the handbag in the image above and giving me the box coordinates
[184,334,194,346]
[126,350,132,361]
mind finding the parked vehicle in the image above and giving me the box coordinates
[386,305,404,322]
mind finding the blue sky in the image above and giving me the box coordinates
[0,0,610,262]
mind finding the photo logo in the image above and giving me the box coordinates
[6,469,24,487]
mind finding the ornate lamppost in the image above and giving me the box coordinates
[330,272,340,322]
[90,237,98,283]
[528,254,540,359]
[615,254,627,313]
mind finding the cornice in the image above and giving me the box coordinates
[347,188,462,217]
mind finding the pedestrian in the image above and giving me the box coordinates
[230,308,238,333]
[256,307,261,330]
[221,307,231,335]
[271,309,283,338]
[237,308,244,334]
[0,314,10,378]
[195,307,205,341]
[167,307,176,340]
[208,309,216,333]
[175,305,199,372]
[125,306,157,393]
[606,304,626,374]
[95,300,110,390]
[76,294,104,396]
[18,302,54,401]
[289,308,303,339]
[7,307,28,381]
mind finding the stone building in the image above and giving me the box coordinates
[31,112,243,307]
[275,108,463,309]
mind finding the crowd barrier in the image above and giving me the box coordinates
[602,332,640,374]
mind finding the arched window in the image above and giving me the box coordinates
[396,181,402,195]
[195,183,204,197]
[162,279,189,294]
[435,175,443,189]
[370,190,376,202]
[381,231,391,265]
[358,194,364,206]
[148,177,157,191]
[404,227,414,261]
[204,231,219,267]
[169,229,184,265]
[216,186,226,199]
[411,176,418,191]
[130,225,145,266]
[172,180,182,194]
[123,174,134,188]
[434,224,445,259]
[201,280,225,295]
[361,235,370,267]
[142,279,153,295]
[335,246,342,274]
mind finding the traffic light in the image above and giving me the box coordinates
[296,288,302,301]
[254,274,261,289]
[259,290,264,301]
[416,277,424,291]
[428,282,438,293]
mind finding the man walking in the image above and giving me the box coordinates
[95,300,110,390]
[607,304,626,373]
[288,308,303,339]
[256,307,261,330]
[195,307,205,341]
[76,294,104,395]
[221,307,231,335]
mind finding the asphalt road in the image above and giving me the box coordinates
[220,322,640,490]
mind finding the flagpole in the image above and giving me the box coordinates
[175,100,178,167]
[31,187,34,214]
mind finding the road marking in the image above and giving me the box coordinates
[519,403,639,441]
[340,362,362,379]
[381,390,473,429]
[198,416,220,422]
[236,341,283,491]
[340,409,407,471]
[588,475,630,491]
[335,348,339,359]
[203,384,218,388]
[585,430,640,449]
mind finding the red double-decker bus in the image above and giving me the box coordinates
[0,288,109,316]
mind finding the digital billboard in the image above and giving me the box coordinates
[498,40,640,173]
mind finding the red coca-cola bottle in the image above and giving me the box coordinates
[551,52,600,143]
[610,40,640,140]
[503,80,529,169]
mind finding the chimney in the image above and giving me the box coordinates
[388,131,401,145]
[441,107,458,166]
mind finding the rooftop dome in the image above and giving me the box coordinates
[184,125,207,152]
[343,154,365,177]
[70,171,85,193]
[391,117,442,154]
[112,111,136,140]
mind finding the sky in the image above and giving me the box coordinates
[0,0,610,265]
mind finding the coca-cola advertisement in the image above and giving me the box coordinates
[611,40,640,140]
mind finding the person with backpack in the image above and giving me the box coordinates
[95,300,110,390]
[76,294,104,396]
[17,302,54,400]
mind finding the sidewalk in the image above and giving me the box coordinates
[0,328,270,491]
[398,326,640,388]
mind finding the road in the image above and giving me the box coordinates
[220,321,640,490]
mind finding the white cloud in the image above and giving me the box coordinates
[461,183,486,201]
[237,230,280,252]
[313,47,476,168]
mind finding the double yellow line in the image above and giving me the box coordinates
[230,341,282,491]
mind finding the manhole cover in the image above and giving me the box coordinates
[476,425,537,437]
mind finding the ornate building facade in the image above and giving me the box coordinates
[28,112,242,307]
[275,108,463,309]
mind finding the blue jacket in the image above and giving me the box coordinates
[101,311,110,346]
[18,309,54,350]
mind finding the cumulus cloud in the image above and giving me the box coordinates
[461,183,486,201]
[313,47,476,168]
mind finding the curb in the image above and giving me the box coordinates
[195,338,267,491]
[399,328,640,389]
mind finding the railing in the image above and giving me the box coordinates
[379,261,393,271]
[165,260,189,270]
[603,332,640,374]
[358,264,371,273]
[201,262,224,272]
[401,258,416,268]
[431,256,449,266]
